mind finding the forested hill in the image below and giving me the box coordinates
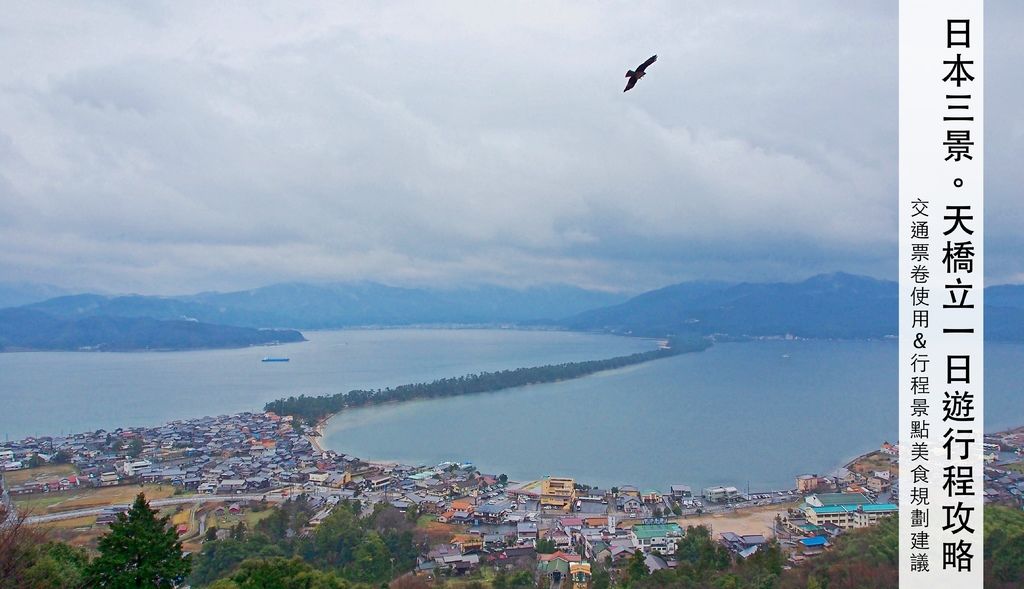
[560,272,1024,341]
[265,339,703,424]
[560,273,895,339]
[0,308,304,352]
[13,274,1024,343]
[4,281,621,352]
[19,282,626,329]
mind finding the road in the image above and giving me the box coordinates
[24,493,289,525]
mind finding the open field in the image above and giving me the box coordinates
[205,503,277,532]
[47,528,107,548]
[169,508,192,528]
[418,517,464,544]
[2,464,78,486]
[13,483,179,515]
[244,507,277,529]
[1002,462,1024,474]
[10,494,68,513]
[28,497,229,551]
[440,567,500,589]
[40,515,98,530]
[36,515,106,549]
[670,500,799,537]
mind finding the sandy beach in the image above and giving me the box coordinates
[307,420,327,454]
[671,501,799,537]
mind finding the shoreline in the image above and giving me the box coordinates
[8,408,1020,524]
[303,340,702,479]
[7,325,1022,503]
[301,340,885,492]
[3,328,657,440]
[18,333,1011,442]
[311,421,902,494]
[270,337,694,430]
[307,427,898,517]
[306,420,327,454]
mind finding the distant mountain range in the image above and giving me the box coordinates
[18,283,627,329]
[0,282,624,352]
[559,272,1024,342]
[4,274,1023,351]
[0,308,303,352]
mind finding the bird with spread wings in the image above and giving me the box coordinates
[624,54,657,92]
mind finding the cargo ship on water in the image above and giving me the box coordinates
[261,356,290,362]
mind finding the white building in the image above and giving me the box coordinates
[630,523,683,555]
[122,460,153,477]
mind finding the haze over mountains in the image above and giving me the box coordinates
[0,282,71,309]
[0,283,625,351]
[18,283,627,329]
[2,273,1024,351]
[0,308,304,352]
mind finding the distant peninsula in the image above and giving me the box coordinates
[265,337,704,424]
[0,308,305,352]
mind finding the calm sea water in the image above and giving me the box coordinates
[3,331,1021,492]
[0,329,653,440]
[323,339,1024,492]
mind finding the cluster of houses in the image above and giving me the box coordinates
[795,469,894,501]
[986,427,1024,456]
[0,412,949,580]
[984,463,1024,506]
[417,506,690,581]
[1,412,338,496]
[9,406,1024,586]
[412,483,792,584]
[406,476,800,582]
[0,412,520,514]
[771,491,898,563]
[781,445,904,564]
[790,441,907,510]
[980,431,1024,506]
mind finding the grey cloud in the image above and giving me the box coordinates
[0,1,1020,293]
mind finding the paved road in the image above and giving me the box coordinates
[24,493,288,525]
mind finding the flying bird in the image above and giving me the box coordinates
[623,54,657,92]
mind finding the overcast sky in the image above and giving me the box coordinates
[0,1,1021,294]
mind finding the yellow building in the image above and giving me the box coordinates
[569,562,592,589]
[541,477,577,511]
[451,534,483,553]
[795,474,829,493]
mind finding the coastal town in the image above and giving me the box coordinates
[3,412,1024,585]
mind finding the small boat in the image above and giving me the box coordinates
[262,357,290,363]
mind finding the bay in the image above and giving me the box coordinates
[322,339,1024,492]
[3,330,1020,494]
[0,328,653,440]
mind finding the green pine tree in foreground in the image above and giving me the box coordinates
[85,493,191,588]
